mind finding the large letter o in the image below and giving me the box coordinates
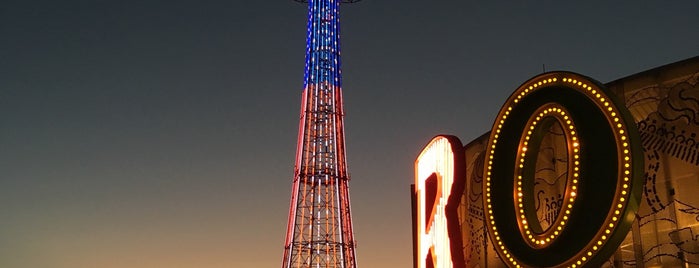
[483,72,644,268]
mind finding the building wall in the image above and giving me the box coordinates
[610,57,699,267]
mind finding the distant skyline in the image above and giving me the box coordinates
[1,1,698,267]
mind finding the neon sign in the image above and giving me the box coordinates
[414,135,466,268]
[484,72,643,267]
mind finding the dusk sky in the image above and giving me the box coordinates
[1,1,698,267]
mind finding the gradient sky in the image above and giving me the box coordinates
[1,1,698,267]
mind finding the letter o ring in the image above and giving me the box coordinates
[483,72,644,268]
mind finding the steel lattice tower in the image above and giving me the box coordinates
[282,0,360,267]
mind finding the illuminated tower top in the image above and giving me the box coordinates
[295,0,361,88]
[293,0,361,3]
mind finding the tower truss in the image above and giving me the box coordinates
[282,0,360,267]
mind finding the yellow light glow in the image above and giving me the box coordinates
[512,103,581,249]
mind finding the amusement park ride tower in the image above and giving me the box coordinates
[282,0,360,267]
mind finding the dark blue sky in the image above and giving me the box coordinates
[1,0,698,267]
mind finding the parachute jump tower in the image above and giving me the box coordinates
[282,0,361,267]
